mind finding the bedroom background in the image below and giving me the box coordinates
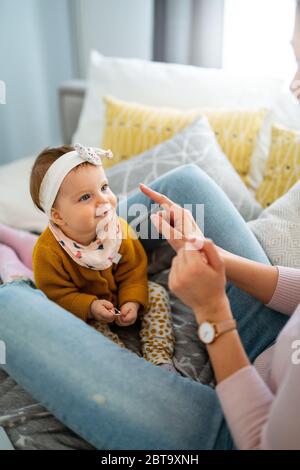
[1,0,300,451]
[0,0,295,164]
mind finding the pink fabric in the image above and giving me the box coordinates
[265,266,300,315]
[0,223,38,270]
[0,243,34,283]
[216,266,300,450]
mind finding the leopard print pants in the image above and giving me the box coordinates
[90,281,175,366]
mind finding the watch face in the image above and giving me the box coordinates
[199,322,215,344]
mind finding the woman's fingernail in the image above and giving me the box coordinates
[185,236,204,250]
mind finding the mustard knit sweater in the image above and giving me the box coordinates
[33,217,149,322]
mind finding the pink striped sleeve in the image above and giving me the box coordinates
[216,366,274,450]
[266,266,300,315]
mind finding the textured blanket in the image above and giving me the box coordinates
[0,242,214,450]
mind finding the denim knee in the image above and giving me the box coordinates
[163,164,202,183]
[0,279,46,299]
[159,164,210,195]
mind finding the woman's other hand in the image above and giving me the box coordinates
[169,238,231,324]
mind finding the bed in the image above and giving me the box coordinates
[0,242,215,450]
[0,85,215,448]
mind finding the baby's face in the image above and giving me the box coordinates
[51,164,117,245]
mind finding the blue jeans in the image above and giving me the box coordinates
[0,165,287,450]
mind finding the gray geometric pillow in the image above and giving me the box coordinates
[248,180,300,268]
[106,117,262,222]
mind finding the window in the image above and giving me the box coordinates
[223,0,296,80]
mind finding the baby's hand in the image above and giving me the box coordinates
[115,302,139,327]
[89,299,115,323]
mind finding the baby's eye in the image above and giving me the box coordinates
[101,184,109,192]
[79,193,90,202]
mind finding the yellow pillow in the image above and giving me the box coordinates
[102,96,197,167]
[101,95,266,182]
[256,125,300,207]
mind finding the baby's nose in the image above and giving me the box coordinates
[95,191,108,203]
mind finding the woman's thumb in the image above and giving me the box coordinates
[201,238,223,270]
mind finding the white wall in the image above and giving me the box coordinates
[73,0,154,78]
[0,0,154,163]
[0,0,75,164]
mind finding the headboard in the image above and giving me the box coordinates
[59,80,86,144]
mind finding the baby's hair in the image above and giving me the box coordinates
[30,145,89,213]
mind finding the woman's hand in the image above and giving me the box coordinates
[169,238,232,324]
[140,183,231,321]
[139,183,204,252]
[115,302,139,327]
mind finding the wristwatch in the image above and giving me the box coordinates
[198,319,237,344]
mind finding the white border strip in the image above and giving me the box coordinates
[0,80,6,104]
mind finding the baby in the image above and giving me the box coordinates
[30,143,176,371]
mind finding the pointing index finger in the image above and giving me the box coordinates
[139,183,173,207]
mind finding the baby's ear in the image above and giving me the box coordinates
[50,207,65,226]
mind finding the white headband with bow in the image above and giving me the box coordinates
[39,143,113,218]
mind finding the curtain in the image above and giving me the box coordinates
[153,0,225,68]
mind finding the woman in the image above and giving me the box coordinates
[140,183,300,450]
[0,3,299,451]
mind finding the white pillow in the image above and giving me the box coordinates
[0,156,48,233]
[73,50,284,147]
[247,179,300,268]
[248,91,300,193]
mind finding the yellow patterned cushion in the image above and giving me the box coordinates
[204,108,266,184]
[256,125,300,207]
[101,95,266,182]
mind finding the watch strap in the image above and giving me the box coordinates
[214,319,237,338]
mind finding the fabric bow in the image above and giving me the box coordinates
[74,143,113,166]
